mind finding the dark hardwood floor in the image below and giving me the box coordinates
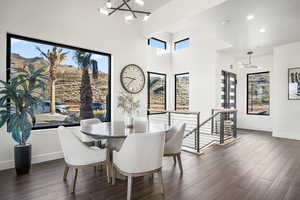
[1,130,300,200]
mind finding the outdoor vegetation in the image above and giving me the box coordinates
[247,72,270,115]
[148,73,166,111]
[10,36,110,128]
[175,73,189,111]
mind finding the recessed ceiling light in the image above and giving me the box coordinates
[259,28,266,33]
[246,14,255,21]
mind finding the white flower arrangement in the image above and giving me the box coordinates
[117,92,140,116]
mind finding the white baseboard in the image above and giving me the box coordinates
[0,159,14,171]
[272,131,300,141]
[0,151,63,171]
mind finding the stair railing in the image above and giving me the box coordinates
[147,109,237,154]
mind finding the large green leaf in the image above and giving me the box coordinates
[0,110,9,127]
[12,129,21,143]
[0,64,47,144]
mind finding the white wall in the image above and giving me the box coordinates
[0,0,171,170]
[273,42,300,140]
[170,31,229,120]
[217,53,273,131]
[146,33,173,110]
[236,55,273,131]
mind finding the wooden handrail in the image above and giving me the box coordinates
[212,108,237,113]
[147,109,200,115]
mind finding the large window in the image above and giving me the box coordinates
[175,73,189,111]
[174,38,190,51]
[247,72,270,115]
[147,72,167,112]
[148,37,167,50]
[7,34,111,129]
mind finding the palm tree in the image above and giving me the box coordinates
[73,51,95,119]
[37,47,68,114]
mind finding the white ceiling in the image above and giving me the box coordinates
[169,0,300,57]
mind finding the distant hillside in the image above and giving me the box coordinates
[11,53,48,68]
[11,53,82,74]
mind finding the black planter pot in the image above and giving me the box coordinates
[14,144,31,175]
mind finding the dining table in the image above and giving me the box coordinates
[81,120,171,183]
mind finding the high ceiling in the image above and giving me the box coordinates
[101,0,173,13]
[169,0,300,57]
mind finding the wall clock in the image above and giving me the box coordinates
[120,64,145,94]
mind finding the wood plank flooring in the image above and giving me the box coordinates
[1,130,300,200]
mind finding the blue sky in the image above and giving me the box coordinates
[175,39,189,50]
[11,38,109,73]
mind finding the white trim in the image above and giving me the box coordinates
[0,151,63,171]
[273,131,300,141]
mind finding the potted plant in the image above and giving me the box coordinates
[0,65,48,175]
[117,92,140,128]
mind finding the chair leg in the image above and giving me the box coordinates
[173,155,177,165]
[127,175,132,200]
[63,165,69,181]
[71,168,78,193]
[106,163,111,184]
[157,170,165,195]
[106,150,111,184]
[176,154,183,174]
[112,166,116,185]
[94,166,97,173]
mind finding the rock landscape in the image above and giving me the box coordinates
[11,53,109,106]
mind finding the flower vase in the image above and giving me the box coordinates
[125,114,134,128]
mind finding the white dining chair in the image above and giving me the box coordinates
[80,118,101,126]
[80,118,101,140]
[80,118,106,148]
[57,126,107,193]
[164,123,186,174]
[112,132,166,200]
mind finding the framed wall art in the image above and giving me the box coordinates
[288,67,300,100]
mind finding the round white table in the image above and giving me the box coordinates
[81,120,171,183]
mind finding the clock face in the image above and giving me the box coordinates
[120,64,145,94]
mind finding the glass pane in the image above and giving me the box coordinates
[175,73,189,111]
[175,39,189,50]
[148,73,166,111]
[247,72,270,115]
[10,36,111,129]
[148,38,166,49]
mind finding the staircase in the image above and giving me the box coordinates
[148,109,237,154]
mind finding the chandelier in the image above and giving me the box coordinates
[99,0,151,21]
[238,51,260,69]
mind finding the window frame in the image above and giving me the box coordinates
[147,71,167,115]
[6,33,112,130]
[246,71,270,116]
[174,38,190,51]
[147,37,167,50]
[175,72,190,111]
